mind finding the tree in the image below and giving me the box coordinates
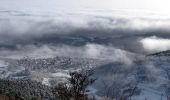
[53,70,96,100]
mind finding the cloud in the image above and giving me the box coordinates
[85,44,135,65]
[0,43,134,65]
[140,36,170,53]
[1,10,170,57]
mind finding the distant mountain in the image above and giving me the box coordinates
[147,50,170,57]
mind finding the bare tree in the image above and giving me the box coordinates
[53,70,96,100]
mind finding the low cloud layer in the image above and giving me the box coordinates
[0,10,170,60]
[0,44,134,65]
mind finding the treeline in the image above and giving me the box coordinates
[0,79,54,100]
[0,69,141,100]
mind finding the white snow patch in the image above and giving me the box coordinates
[42,78,50,86]
[51,72,70,78]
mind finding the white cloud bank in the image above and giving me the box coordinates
[140,36,170,53]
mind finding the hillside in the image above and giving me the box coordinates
[147,50,170,57]
[0,79,54,100]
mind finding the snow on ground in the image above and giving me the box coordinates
[0,60,9,78]
[133,84,165,100]
[51,72,70,78]
[0,60,8,68]
[42,78,50,86]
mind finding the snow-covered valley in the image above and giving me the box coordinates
[0,53,170,99]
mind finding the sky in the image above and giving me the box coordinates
[1,0,170,17]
